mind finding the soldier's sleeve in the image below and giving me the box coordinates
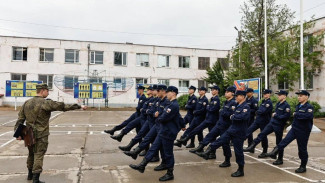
[157,104,178,124]
[136,96,146,112]
[295,105,314,120]
[274,104,291,121]
[207,98,220,113]
[194,99,208,115]
[232,106,250,121]
[256,101,272,115]
[251,100,258,114]
[146,101,157,116]
[222,102,236,118]
[43,99,81,112]
[14,102,26,131]
[186,97,197,110]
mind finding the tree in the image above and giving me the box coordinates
[203,60,227,95]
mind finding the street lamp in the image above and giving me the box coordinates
[234,26,242,78]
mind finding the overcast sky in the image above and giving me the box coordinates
[0,0,324,50]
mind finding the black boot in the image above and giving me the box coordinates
[139,148,148,156]
[159,168,174,181]
[186,142,195,148]
[118,140,137,151]
[178,136,190,146]
[219,157,231,168]
[295,161,307,173]
[174,141,182,148]
[265,147,279,159]
[104,127,117,135]
[33,173,45,183]
[189,144,204,153]
[27,169,33,180]
[154,163,168,171]
[207,149,216,159]
[231,165,244,177]
[124,147,142,160]
[196,146,213,160]
[129,158,149,173]
[150,155,160,162]
[111,131,125,142]
[243,142,256,153]
[273,158,283,165]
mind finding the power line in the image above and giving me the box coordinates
[0,18,236,38]
[303,1,325,13]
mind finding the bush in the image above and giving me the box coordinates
[177,94,189,110]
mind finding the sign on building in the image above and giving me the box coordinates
[74,83,107,99]
[234,78,261,101]
[6,80,43,97]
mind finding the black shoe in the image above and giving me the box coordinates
[243,142,256,153]
[124,147,142,160]
[273,159,283,165]
[231,166,244,177]
[129,158,149,173]
[118,140,137,151]
[139,149,147,156]
[186,143,195,148]
[265,147,279,158]
[104,127,117,135]
[154,163,168,171]
[207,150,216,160]
[111,132,125,142]
[159,168,174,181]
[150,156,160,162]
[174,141,182,148]
[32,173,45,183]
[219,161,231,168]
[178,136,189,146]
[27,169,33,180]
[295,165,307,173]
[189,144,204,153]
[258,152,268,158]
[197,147,212,160]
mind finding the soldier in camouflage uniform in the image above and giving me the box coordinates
[14,84,87,183]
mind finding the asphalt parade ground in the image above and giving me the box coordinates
[1,110,325,183]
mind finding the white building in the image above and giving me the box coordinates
[0,35,229,107]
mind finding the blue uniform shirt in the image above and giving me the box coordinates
[146,97,160,123]
[205,95,220,123]
[155,97,170,130]
[228,101,251,137]
[271,100,291,126]
[193,95,208,117]
[246,96,258,118]
[136,94,147,115]
[255,98,273,124]
[292,102,314,132]
[217,97,237,129]
[140,96,154,119]
[185,94,198,115]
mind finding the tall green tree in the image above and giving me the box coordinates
[203,60,227,95]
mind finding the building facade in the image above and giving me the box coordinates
[0,36,229,107]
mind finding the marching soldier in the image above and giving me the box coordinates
[183,85,198,148]
[245,88,258,149]
[14,84,87,183]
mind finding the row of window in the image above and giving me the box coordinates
[277,72,314,90]
[12,47,214,69]
[10,73,208,92]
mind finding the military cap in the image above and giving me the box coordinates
[157,85,167,91]
[226,86,236,93]
[36,83,49,90]
[137,85,145,90]
[188,85,197,91]
[209,85,220,91]
[295,90,310,97]
[235,90,247,96]
[167,86,178,94]
[152,84,158,90]
[262,89,272,94]
[198,86,208,91]
[275,90,288,96]
[147,86,153,90]
[246,88,254,93]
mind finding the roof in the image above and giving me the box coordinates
[0,35,230,52]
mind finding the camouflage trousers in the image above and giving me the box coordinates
[27,136,49,173]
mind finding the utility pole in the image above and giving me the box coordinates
[264,0,268,89]
[300,0,304,90]
[234,26,242,78]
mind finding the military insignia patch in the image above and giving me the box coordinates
[243,109,247,113]
[140,100,142,103]
[192,100,196,103]
[308,109,313,113]
[232,106,235,110]
[203,102,206,105]
[266,104,270,107]
[214,101,217,105]
[286,108,290,112]
[255,103,258,107]
[167,108,171,113]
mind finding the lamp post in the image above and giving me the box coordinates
[234,26,242,78]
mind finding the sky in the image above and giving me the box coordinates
[0,0,324,50]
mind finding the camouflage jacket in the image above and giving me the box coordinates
[14,96,81,138]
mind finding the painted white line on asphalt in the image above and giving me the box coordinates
[0,131,11,137]
[1,119,16,126]
[90,131,93,135]
[0,139,15,148]
[67,131,71,135]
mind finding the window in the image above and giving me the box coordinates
[278,76,289,90]
[179,80,190,92]
[158,79,170,86]
[11,74,26,81]
[198,80,209,91]
[303,34,313,53]
[65,49,79,63]
[158,55,170,67]
[299,72,313,90]
[179,56,190,68]
[40,48,54,62]
[64,76,78,90]
[198,57,210,70]
[89,77,102,83]
[114,52,127,66]
[136,53,150,67]
[136,78,148,85]
[12,47,27,61]
[39,75,53,89]
[113,77,126,91]
[90,51,103,64]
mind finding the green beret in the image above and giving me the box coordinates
[36,83,49,90]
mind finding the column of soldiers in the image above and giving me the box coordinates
[14,83,315,182]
